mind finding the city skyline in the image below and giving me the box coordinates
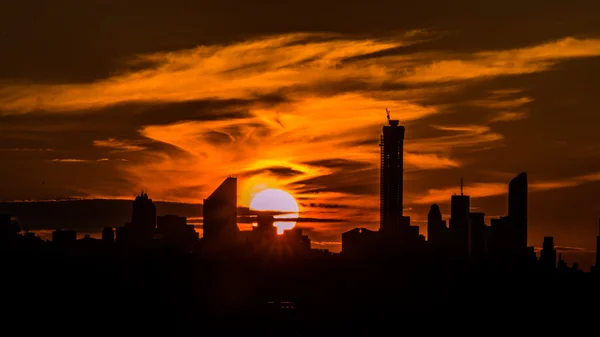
[1,1,600,256]
[1,118,597,270]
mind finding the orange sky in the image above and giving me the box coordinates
[1,1,599,254]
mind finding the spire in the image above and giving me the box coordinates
[460,178,464,196]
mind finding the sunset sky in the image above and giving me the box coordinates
[1,1,599,253]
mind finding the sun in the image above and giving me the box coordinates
[249,188,299,234]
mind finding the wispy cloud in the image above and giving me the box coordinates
[0,148,54,152]
[51,158,114,163]
[4,33,590,208]
[413,172,600,204]
[471,97,533,109]
[408,124,504,153]
[405,152,461,169]
[51,159,89,163]
[93,138,147,152]
[2,35,599,115]
[1,32,599,251]
[489,112,528,123]
[400,37,600,83]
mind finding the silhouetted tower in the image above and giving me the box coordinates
[203,177,240,244]
[469,212,487,263]
[130,191,157,241]
[380,110,405,231]
[557,253,568,271]
[102,227,115,245]
[427,204,447,248]
[508,172,528,252]
[595,219,600,272]
[254,214,277,243]
[539,236,556,271]
[157,215,198,252]
[0,214,19,241]
[450,179,471,259]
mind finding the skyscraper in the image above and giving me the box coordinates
[427,204,447,247]
[508,172,528,251]
[450,181,470,259]
[595,219,600,272]
[379,118,405,231]
[469,212,487,262]
[540,236,557,271]
[130,191,157,242]
[203,177,239,244]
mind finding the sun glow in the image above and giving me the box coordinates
[249,188,299,234]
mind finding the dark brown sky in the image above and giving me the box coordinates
[1,1,599,253]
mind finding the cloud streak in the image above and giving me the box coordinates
[413,172,600,205]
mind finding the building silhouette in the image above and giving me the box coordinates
[427,204,447,249]
[156,214,198,252]
[280,227,311,253]
[343,115,423,258]
[341,228,378,257]
[115,191,157,249]
[102,227,114,245]
[450,181,471,260]
[539,236,557,271]
[469,212,487,263]
[508,172,528,254]
[202,177,240,245]
[130,191,157,241]
[52,229,76,247]
[252,214,278,247]
[594,219,600,273]
[0,214,18,241]
[379,117,405,231]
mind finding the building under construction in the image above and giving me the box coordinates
[380,109,406,231]
[342,110,424,258]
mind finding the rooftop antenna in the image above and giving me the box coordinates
[460,178,464,196]
[385,108,391,121]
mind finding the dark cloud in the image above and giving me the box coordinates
[0,96,286,192]
[236,215,346,223]
[300,203,350,209]
[241,166,304,178]
[555,246,587,252]
[3,1,598,83]
[290,169,379,196]
[156,185,208,202]
[302,158,373,171]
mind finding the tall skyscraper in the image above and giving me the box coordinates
[203,177,239,244]
[540,236,557,271]
[130,191,157,241]
[508,172,528,251]
[596,219,600,272]
[102,227,115,245]
[379,117,405,231]
[469,212,487,262]
[427,204,447,247]
[450,181,470,259]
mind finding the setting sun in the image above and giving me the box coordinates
[249,188,299,234]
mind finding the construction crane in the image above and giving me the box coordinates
[385,108,391,121]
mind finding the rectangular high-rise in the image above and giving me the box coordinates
[450,193,470,259]
[380,119,405,231]
[596,219,600,272]
[203,177,239,244]
[508,172,528,251]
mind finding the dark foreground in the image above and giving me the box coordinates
[2,250,599,334]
